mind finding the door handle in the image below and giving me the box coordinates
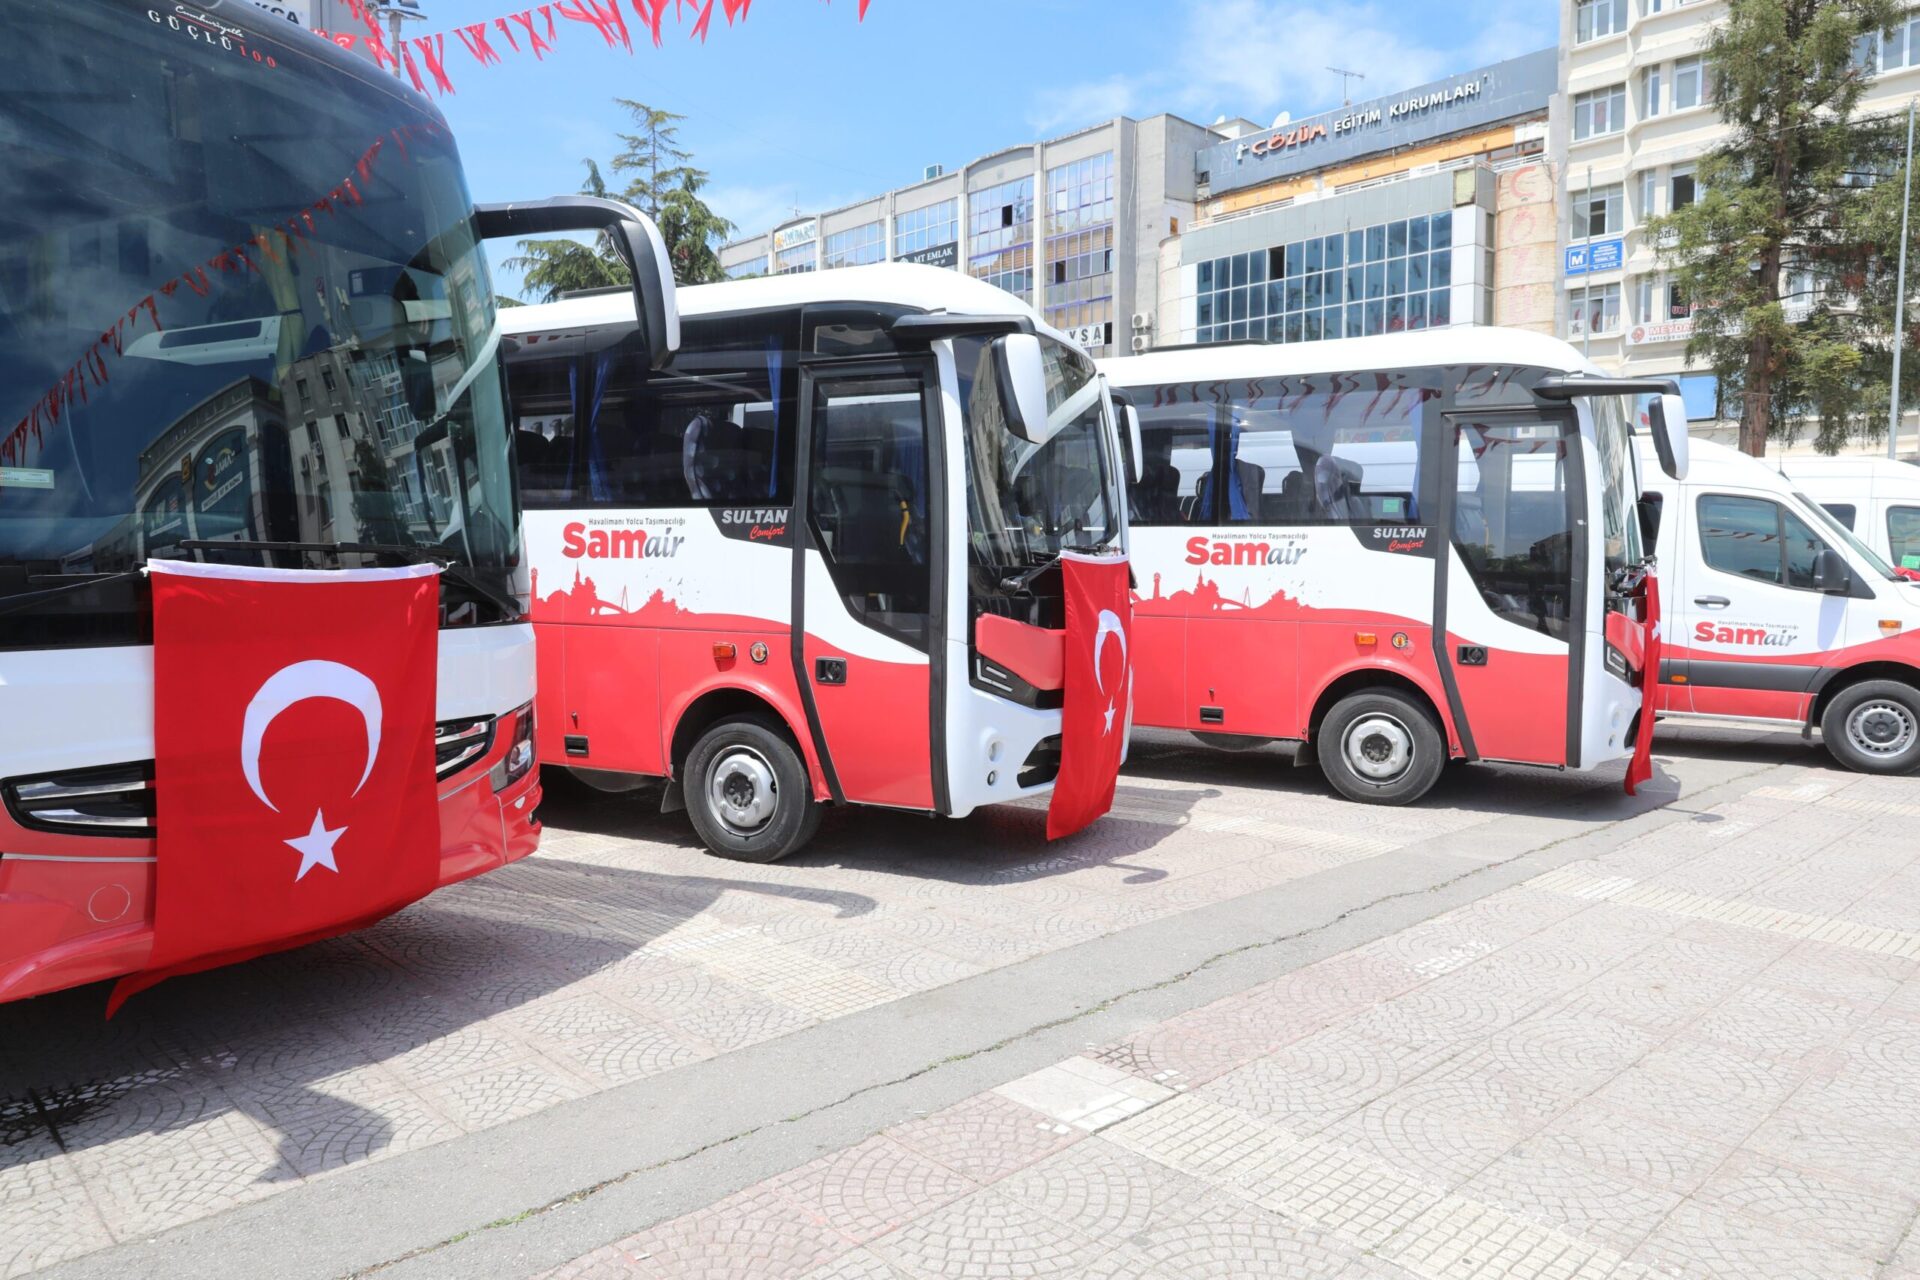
[1693,595,1731,609]
[815,657,847,685]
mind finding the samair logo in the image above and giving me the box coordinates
[1693,621,1798,648]
[1183,536,1308,567]
[561,521,684,559]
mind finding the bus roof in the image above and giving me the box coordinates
[1100,328,1605,385]
[500,263,1077,345]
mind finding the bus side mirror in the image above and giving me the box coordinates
[992,333,1051,444]
[1637,492,1663,554]
[473,196,681,370]
[1647,392,1690,481]
[1125,405,1144,484]
[1814,547,1854,595]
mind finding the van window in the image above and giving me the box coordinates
[1821,502,1857,530]
[1891,506,1920,570]
[1697,494,1833,589]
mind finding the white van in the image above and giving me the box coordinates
[1637,438,1920,775]
[1774,454,1920,578]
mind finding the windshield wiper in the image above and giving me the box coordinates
[176,539,524,621]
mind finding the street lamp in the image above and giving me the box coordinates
[1890,97,1916,461]
[367,0,425,78]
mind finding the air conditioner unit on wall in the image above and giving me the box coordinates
[1130,312,1152,331]
[1131,334,1151,352]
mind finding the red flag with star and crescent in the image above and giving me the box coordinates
[110,560,441,1012]
[1047,552,1133,840]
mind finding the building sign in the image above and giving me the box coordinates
[772,220,818,252]
[899,241,958,269]
[1628,318,1694,346]
[245,0,312,26]
[1200,48,1557,195]
[1564,238,1623,275]
[1062,322,1109,351]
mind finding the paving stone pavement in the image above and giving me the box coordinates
[527,753,1920,1280]
[5,725,1917,1279]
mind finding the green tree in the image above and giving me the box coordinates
[499,159,631,301]
[1652,0,1906,454]
[610,99,736,284]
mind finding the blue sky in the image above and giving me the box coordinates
[432,0,1557,296]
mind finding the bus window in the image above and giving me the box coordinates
[809,375,933,647]
[1230,374,1430,524]
[1453,420,1574,639]
[1132,403,1212,525]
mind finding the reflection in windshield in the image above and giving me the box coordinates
[1797,491,1900,582]
[0,2,515,646]
[957,336,1120,570]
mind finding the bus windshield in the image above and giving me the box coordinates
[1,2,515,647]
[957,335,1121,569]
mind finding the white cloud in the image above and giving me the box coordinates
[1029,75,1140,135]
[704,182,866,244]
[1032,0,1556,135]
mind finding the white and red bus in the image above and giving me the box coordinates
[502,265,1129,861]
[0,1,676,1001]
[1101,330,1687,804]
[1638,438,1920,775]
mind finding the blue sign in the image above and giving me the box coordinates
[1565,238,1624,276]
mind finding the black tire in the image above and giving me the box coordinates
[1315,689,1447,805]
[682,715,822,862]
[1819,680,1920,775]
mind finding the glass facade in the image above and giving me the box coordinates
[968,175,1035,298]
[725,256,768,279]
[823,221,884,269]
[774,239,817,274]
[1193,211,1456,346]
[895,199,958,256]
[1043,153,1116,355]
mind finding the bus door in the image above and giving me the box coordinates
[794,362,946,812]
[1440,409,1583,766]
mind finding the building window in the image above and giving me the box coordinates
[968,175,1035,297]
[1568,283,1622,338]
[823,221,885,269]
[725,256,769,279]
[1642,65,1663,118]
[894,199,958,257]
[1193,211,1455,346]
[1637,169,1659,221]
[1044,154,1116,354]
[774,240,816,274]
[1858,14,1920,72]
[1570,184,1624,239]
[1672,56,1705,109]
[320,366,337,393]
[1576,0,1626,42]
[1668,282,1692,319]
[296,377,311,406]
[1637,277,1692,321]
[1670,165,1697,210]
[1573,85,1627,140]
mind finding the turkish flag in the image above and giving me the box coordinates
[110,561,441,1011]
[1624,572,1662,796]
[1047,552,1132,840]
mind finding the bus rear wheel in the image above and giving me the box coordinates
[684,715,822,862]
[1316,690,1445,805]
[1821,681,1920,775]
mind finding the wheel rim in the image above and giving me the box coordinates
[1343,713,1415,782]
[1846,699,1918,760]
[707,746,778,835]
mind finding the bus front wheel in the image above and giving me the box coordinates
[1821,680,1920,776]
[1316,690,1445,805]
[684,715,823,862]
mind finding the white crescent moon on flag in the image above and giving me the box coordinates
[1093,609,1128,695]
[240,660,384,813]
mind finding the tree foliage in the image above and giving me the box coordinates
[502,106,735,300]
[1653,0,1912,453]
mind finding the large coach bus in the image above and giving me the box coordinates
[501,265,1129,861]
[0,1,676,1001]
[1101,330,1687,804]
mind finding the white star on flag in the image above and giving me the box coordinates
[285,810,346,881]
[1103,700,1116,734]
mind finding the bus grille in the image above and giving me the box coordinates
[3,762,155,838]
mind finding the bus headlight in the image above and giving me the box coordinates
[491,703,536,792]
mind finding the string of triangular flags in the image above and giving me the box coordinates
[316,0,871,96]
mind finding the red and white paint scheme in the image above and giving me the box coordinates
[502,265,1130,861]
[1637,439,1920,775]
[1775,454,1920,580]
[1100,331,1687,804]
[0,3,680,1002]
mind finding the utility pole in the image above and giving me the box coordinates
[369,0,425,78]
[1891,98,1916,461]
[1582,165,1594,359]
[1328,67,1365,107]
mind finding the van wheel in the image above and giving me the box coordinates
[1316,690,1446,805]
[1821,681,1920,775]
[683,716,822,862]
